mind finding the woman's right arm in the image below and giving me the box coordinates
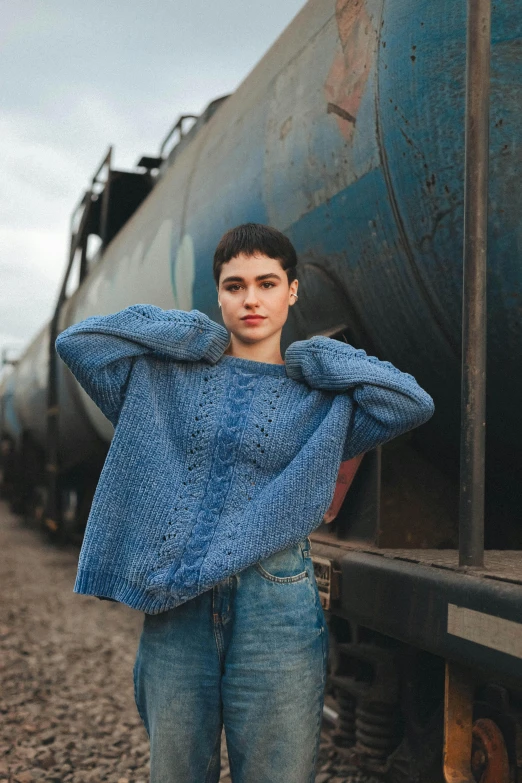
[55,303,230,426]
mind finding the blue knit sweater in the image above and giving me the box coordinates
[55,304,434,613]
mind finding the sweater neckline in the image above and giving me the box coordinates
[217,353,287,376]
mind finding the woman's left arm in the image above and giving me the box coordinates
[284,335,435,461]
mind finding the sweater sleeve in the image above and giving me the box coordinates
[55,303,230,426]
[284,335,435,461]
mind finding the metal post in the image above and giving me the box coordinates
[98,147,113,251]
[443,661,475,782]
[45,193,94,534]
[459,0,491,568]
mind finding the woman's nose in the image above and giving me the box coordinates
[243,287,260,305]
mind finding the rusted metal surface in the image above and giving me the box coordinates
[443,661,475,783]
[323,0,377,144]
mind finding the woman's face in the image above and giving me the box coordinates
[217,253,298,344]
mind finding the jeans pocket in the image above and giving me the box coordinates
[254,541,309,583]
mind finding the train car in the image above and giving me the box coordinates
[1,0,520,779]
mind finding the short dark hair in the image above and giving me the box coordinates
[213,223,298,286]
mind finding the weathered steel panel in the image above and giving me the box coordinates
[3,0,521,483]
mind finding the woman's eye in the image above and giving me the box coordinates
[225,282,275,291]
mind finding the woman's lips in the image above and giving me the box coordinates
[242,316,266,323]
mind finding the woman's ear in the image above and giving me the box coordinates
[289,280,299,304]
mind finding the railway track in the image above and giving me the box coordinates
[0,500,359,783]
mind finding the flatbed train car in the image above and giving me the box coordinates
[1,0,521,780]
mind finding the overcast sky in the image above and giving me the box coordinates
[0,0,304,371]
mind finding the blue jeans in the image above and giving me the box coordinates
[133,536,329,783]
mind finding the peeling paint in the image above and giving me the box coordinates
[324,0,379,143]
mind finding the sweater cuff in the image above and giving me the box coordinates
[129,304,230,363]
[284,336,335,383]
[283,341,310,382]
[198,316,231,364]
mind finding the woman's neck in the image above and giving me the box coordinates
[224,334,285,365]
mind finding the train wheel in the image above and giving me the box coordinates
[471,718,510,783]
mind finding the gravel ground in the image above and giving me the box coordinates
[0,500,358,783]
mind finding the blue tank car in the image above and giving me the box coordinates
[1,1,521,779]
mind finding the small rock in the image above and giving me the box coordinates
[14,772,34,783]
[35,752,55,770]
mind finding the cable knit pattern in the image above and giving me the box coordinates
[55,304,435,614]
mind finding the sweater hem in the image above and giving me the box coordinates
[74,567,184,615]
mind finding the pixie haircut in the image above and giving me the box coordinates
[213,223,298,286]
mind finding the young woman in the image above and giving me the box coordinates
[55,223,434,783]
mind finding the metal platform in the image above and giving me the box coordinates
[310,536,522,584]
[309,536,522,685]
